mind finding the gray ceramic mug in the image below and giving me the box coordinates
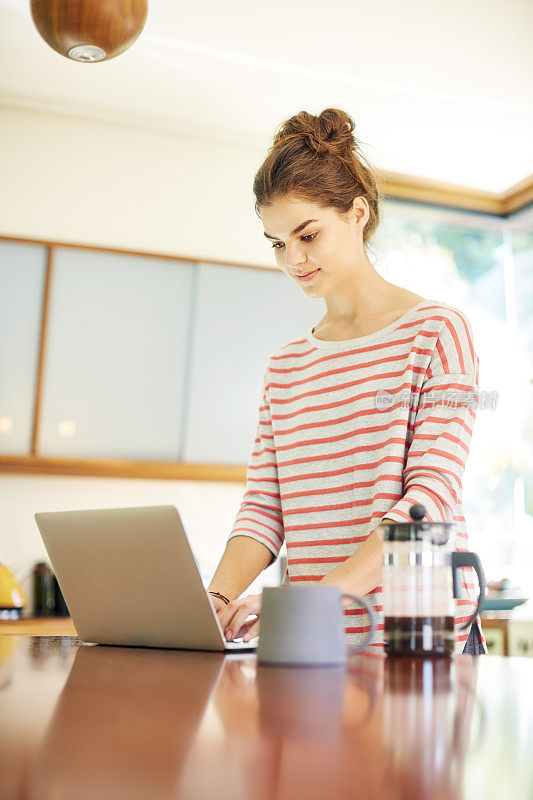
[257,585,377,666]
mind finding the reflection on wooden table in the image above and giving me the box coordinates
[0,635,531,799]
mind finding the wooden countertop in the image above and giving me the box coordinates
[0,617,77,636]
[1,609,529,639]
[0,634,531,799]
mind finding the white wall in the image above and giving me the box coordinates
[0,104,272,267]
[0,105,288,613]
[0,474,285,615]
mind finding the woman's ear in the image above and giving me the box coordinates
[352,195,370,228]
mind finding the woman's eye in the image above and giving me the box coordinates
[271,233,317,249]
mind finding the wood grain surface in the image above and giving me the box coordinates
[0,635,531,799]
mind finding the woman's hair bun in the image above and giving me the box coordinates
[271,108,357,157]
[254,105,381,249]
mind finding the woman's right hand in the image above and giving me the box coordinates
[210,592,263,642]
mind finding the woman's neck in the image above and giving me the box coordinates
[321,256,401,324]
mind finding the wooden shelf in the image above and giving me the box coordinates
[0,455,246,482]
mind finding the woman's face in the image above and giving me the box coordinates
[259,194,368,297]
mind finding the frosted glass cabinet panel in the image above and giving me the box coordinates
[0,241,47,454]
[183,263,319,464]
[39,248,194,459]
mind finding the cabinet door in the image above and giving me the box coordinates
[183,263,319,464]
[508,621,533,657]
[39,248,194,460]
[0,241,47,454]
[483,627,505,656]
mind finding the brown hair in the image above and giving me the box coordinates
[253,108,383,251]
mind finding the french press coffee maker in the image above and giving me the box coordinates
[382,504,486,656]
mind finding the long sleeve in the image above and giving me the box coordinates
[227,363,285,562]
[383,309,480,524]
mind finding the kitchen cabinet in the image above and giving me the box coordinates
[481,610,533,657]
[38,247,194,460]
[0,240,47,454]
[508,620,533,657]
[480,616,508,655]
[182,262,318,464]
[1,239,323,470]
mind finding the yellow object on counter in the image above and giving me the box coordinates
[0,563,27,610]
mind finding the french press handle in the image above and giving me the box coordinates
[451,552,486,631]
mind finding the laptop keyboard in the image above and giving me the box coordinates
[225,638,258,649]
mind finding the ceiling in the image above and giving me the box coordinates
[1,0,532,194]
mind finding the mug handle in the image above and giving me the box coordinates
[340,593,377,653]
[451,552,486,631]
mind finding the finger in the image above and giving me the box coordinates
[225,608,258,640]
[223,600,261,640]
[234,614,258,639]
[220,596,261,638]
[218,599,245,631]
[239,618,260,641]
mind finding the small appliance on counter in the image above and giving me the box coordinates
[33,562,70,617]
[0,562,27,620]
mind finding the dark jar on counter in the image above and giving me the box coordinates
[33,562,55,617]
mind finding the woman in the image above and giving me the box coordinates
[207,108,487,656]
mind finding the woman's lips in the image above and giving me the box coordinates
[296,268,320,282]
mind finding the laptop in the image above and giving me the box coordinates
[34,504,258,651]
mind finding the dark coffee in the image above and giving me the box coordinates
[384,615,454,657]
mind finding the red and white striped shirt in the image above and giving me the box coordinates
[228,299,487,655]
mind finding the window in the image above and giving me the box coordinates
[373,199,533,598]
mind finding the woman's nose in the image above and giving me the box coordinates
[284,241,307,269]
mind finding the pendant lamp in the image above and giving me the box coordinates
[30,0,148,63]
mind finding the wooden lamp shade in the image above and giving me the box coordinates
[30,0,148,62]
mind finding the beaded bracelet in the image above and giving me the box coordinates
[209,591,230,605]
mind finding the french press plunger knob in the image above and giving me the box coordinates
[409,504,426,521]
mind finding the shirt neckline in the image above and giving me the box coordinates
[306,299,431,350]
